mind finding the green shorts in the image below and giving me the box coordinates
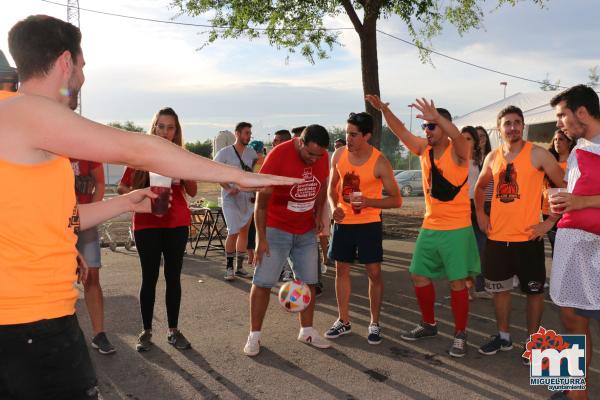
[409,226,481,281]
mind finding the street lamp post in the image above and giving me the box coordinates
[408,105,413,170]
[500,81,508,99]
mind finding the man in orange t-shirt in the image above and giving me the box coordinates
[367,95,479,358]
[474,106,564,362]
[324,112,401,346]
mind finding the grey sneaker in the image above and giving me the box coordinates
[235,267,249,277]
[224,266,235,281]
[448,331,467,358]
[367,324,382,345]
[136,330,153,352]
[400,322,438,341]
[167,330,192,350]
[91,332,116,355]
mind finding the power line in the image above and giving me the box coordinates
[40,0,568,89]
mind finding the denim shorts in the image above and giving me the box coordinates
[252,227,319,288]
[0,314,98,399]
[76,227,102,268]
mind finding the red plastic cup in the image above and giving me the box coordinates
[149,172,172,216]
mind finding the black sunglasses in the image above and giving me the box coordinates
[421,123,437,131]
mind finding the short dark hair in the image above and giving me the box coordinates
[436,108,452,122]
[347,112,373,135]
[302,124,330,148]
[496,105,524,127]
[8,15,82,81]
[235,122,252,132]
[274,129,292,141]
[550,84,600,119]
[335,138,346,145]
[291,126,306,136]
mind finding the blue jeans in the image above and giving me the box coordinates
[253,227,319,288]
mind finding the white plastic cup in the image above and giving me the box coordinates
[548,187,568,214]
[149,172,172,216]
[351,191,363,215]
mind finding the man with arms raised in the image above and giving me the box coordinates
[366,95,479,357]
[244,125,331,356]
[474,106,564,363]
[0,15,298,399]
[325,112,401,345]
[548,85,600,400]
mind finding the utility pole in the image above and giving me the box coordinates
[500,81,508,99]
[408,105,413,170]
[66,0,82,115]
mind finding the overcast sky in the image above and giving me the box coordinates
[2,0,599,143]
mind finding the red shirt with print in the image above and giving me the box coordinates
[260,139,329,235]
[70,159,102,204]
[120,168,191,231]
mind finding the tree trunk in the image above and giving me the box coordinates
[359,19,381,149]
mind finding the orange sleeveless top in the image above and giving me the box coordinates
[421,143,471,230]
[335,147,383,224]
[542,161,567,215]
[0,91,17,101]
[0,156,79,324]
[489,142,544,242]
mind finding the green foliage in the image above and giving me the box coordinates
[540,72,561,91]
[588,65,599,88]
[107,121,145,132]
[185,139,213,158]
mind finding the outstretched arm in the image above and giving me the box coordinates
[365,95,428,156]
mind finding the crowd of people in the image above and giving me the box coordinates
[1,14,599,400]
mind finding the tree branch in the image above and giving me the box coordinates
[341,0,363,33]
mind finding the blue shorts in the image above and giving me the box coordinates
[329,222,383,264]
[575,308,600,320]
[76,227,102,268]
[252,227,318,288]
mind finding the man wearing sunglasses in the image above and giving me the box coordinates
[214,122,258,281]
[474,106,564,363]
[366,95,479,358]
[325,112,402,345]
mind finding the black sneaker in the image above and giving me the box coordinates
[235,267,249,277]
[136,330,153,352]
[400,322,438,341]
[167,330,192,350]
[324,320,352,339]
[478,334,513,355]
[367,324,382,345]
[91,332,116,355]
[315,285,323,298]
[448,331,467,358]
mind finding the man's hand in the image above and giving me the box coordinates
[76,251,89,285]
[412,98,441,123]
[253,239,270,267]
[476,212,491,236]
[549,192,585,213]
[527,219,555,241]
[315,214,324,234]
[332,207,345,223]
[365,95,390,112]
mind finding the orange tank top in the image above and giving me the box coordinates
[336,147,383,224]
[0,91,17,101]
[421,143,471,230]
[0,156,79,325]
[489,142,544,242]
[541,161,567,215]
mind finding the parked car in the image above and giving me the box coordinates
[395,170,423,197]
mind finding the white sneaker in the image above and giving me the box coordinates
[297,328,331,349]
[243,333,261,356]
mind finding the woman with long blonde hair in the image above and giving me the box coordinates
[118,107,197,351]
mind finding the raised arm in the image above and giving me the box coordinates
[365,95,428,156]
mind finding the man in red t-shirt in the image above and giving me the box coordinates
[243,125,331,356]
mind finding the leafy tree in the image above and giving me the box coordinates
[173,0,547,148]
[588,65,599,89]
[107,120,145,132]
[185,139,213,158]
[540,73,561,91]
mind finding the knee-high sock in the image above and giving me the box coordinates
[414,284,436,325]
[451,287,469,333]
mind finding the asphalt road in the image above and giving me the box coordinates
[77,239,600,400]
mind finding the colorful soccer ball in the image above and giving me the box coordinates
[278,280,311,313]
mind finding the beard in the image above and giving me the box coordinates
[67,73,81,111]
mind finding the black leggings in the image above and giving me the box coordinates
[134,226,189,330]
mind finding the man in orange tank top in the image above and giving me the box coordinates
[0,16,300,400]
[367,95,480,358]
[474,106,564,363]
[324,112,402,345]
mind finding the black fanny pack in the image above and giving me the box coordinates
[429,148,467,202]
